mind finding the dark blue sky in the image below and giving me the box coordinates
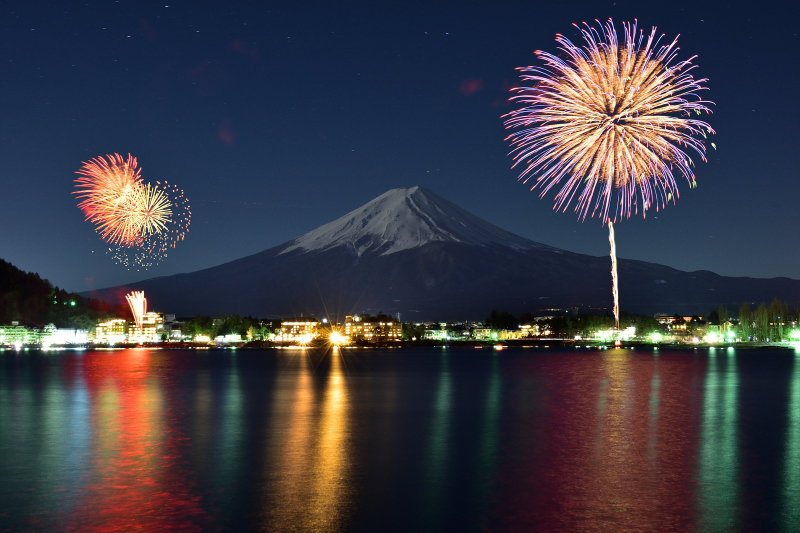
[1,0,799,293]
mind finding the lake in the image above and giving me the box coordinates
[1,345,798,532]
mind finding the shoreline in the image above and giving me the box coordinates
[4,340,800,352]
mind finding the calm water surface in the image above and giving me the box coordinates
[1,346,799,532]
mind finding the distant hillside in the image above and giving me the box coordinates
[83,187,800,320]
[0,258,124,327]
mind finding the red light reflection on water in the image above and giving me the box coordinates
[58,349,213,532]
[492,351,700,531]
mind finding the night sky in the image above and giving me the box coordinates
[1,0,798,293]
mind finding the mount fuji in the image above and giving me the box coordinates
[85,186,800,320]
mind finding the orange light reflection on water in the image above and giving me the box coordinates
[263,350,352,532]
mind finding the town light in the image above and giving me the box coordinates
[330,331,343,345]
[791,330,800,341]
[650,332,663,343]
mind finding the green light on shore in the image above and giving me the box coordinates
[650,332,663,343]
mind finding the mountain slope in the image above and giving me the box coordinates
[83,187,800,320]
[279,186,546,257]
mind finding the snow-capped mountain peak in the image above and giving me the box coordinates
[279,186,544,257]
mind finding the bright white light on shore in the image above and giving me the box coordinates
[650,332,663,342]
[330,331,343,345]
[704,332,719,344]
[792,330,800,341]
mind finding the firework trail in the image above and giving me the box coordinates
[74,154,191,270]
[126,290,147,329]
[608,220,619,328]
[503,19,713,327]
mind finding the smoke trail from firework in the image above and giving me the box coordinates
[608,220,619,329]
[503,19,713,324]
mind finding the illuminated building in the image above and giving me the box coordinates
[138,312,165,342]
[41,323,88,345]
[279,318,319,343]
[0,324,37,346]
[424,329,447,341]
[95,319,128,344]
[472,327,492,340]
[215,334,243,343]
[344,315,401,343]
[498,324,539,340]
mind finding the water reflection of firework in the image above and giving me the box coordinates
[75,153,191,270]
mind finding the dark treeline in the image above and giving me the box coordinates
[485,309,661,337]
[182,314,274,339]
[0,258,125,328]
[737,298,797,341]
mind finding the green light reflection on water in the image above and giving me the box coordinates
[697,350,740,532]
[218,359,245,491]
[780,350,800,532]
[422,353,453,531]
[474,354,502,525]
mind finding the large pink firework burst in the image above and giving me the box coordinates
[503,19,714,223]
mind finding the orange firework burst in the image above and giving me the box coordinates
[503,19,714,223]
[75,153,144,245]
[74,153,191,269]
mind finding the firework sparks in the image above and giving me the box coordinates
[75,154,144,246]
[503,19,713,328]
[75,153,191,269]
[503,19,714,223]
[125,291,147,329]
